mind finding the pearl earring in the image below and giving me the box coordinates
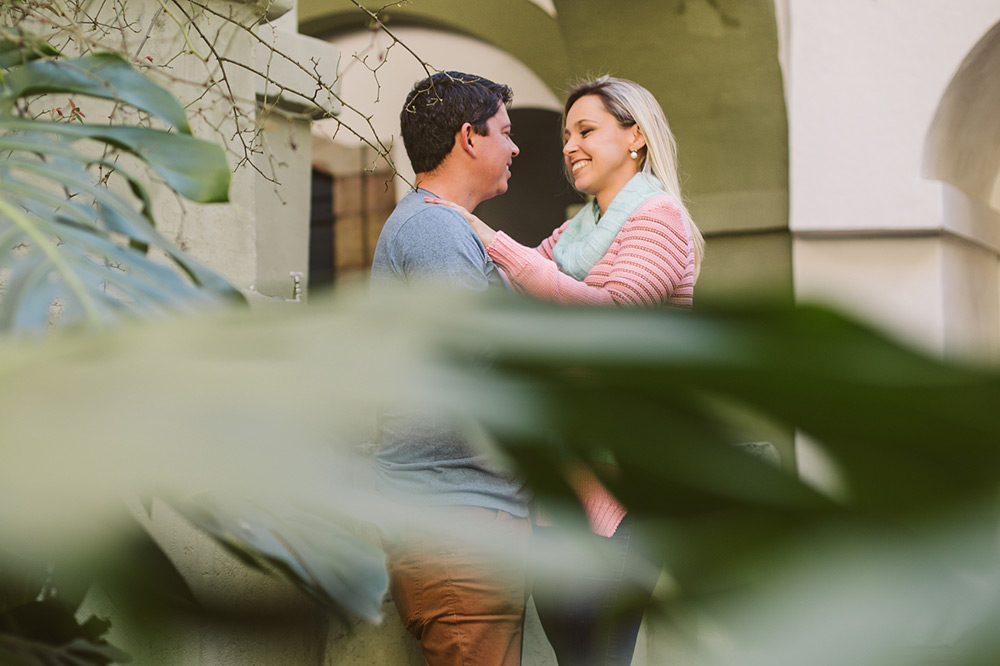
[629,149,638,160]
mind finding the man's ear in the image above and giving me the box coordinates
[458,122,476,158]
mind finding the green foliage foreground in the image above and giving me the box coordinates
[2,287,1000,665]
[0,26,252,664]
[0,28,241,334]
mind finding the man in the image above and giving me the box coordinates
[370,72,530,666]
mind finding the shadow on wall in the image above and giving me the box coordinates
[923,19,1000,212]
[475,108,586,246]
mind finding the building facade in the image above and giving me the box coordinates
[41,1,999,663]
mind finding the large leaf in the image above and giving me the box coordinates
[4,286,1000,664]
[177,497,388,624]
[0,132,235,293]
[0,52,191,134]
[0,32,241,332]
[0,121,230,203]
[431,299,1000,515]
[0,29,60,69]
[413,296,1000,658]
[0,599,128,666]
[0,137,240,317]
[0,192,231,330]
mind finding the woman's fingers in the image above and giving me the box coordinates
[424,196,496,246]
[424,196,464,212]
[425,197,474,220]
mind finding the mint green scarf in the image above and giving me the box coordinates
[552,172,663,280]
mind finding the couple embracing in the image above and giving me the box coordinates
[371,70,704,666]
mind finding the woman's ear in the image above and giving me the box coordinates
[631,126,647,152]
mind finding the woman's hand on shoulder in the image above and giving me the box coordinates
[424,196,497,247]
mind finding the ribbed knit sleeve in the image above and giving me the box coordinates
[535,220,569,261]
[533,464,627,538]
[489,230,617,305]
[487,195,695,307]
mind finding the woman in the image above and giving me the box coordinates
[428,76,704,665]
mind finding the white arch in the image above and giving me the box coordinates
[924,20,1000,213]
[313,26,561,198]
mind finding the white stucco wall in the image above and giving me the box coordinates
[786,0,1000,357]
[785,1,1000,501]
[941,185,1000,357]
[787,0,1000,235]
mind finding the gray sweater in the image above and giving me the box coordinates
[370,189,529,518]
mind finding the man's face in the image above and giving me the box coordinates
[473,105,519,201]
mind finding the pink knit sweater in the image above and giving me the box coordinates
[487,193,697,537]
[487,194,695,308]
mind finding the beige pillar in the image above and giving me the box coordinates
[784,0,1000,489]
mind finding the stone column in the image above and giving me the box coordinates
[74,2,345,664]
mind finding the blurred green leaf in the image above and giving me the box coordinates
[0,191,233,331]
[0,599,128,666]
[4,278,1000,664]
[0,30,241,333]
[178,497,388,624]
[438,299,1000,516]
[0,120,230,203]
[0,29,59,69]
[0,52,191,134]
[0,132,238,293]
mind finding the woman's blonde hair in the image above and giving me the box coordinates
[564,76,705,279]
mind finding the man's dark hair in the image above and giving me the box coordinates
[400,71,513,174]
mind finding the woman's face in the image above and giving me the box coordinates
[563,94,643,212]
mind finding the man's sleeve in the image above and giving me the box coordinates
[393,207,494,291]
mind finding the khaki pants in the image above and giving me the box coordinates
[383,507,532,666]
